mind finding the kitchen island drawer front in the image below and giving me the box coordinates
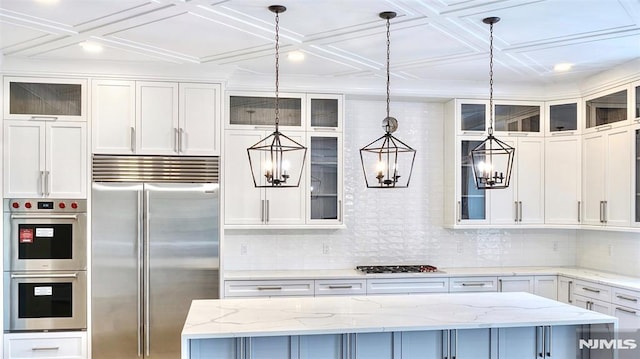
[612,287,640,310]
[315,279,366,296]
[367,277,449,295]
[449,276,498,292]
[4,331,87,358]
[573,280,611,302]
[224,280,314,298]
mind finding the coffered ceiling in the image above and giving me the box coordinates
[1,0,639,94]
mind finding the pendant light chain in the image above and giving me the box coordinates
[488,21,494,135]
[385,16,391,124]
[274,10,280,129]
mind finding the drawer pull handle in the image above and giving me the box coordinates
[616,295,638,302]
[461,283,486,287]
[32,347,60,351]
[582,287,601,293]
[328,285,353,289]
[616,307,637,315]
[257,286,282,291]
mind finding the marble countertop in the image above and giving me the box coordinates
[182,292,616,339]
[224,266,640,292]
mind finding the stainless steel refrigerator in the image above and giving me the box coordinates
[91,156,219,359]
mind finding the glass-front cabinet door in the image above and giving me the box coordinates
[456,100,488,134]
[584,85,630,131]
[307,133,342,225]
[226,91,305,129]
[635,125,640,227]
[308,94,342,130]
[634,81,640,122]
[4,77,87,121]
[458,138,488,223]
[546,99,580,136]
[493,102,543,135]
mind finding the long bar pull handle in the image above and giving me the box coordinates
[443,329,450,359]
[328,285,353,289]
[498,279,503,292]
[604,201,608,223]
[578,201,581,223]
[338,200,342,222]
[599,201,603,223]
[30,116,58,121]
[174,128,179,153]
[257,286,283,291]
[452,329,457,359]
[44,171,50,197]
[31,347,59,351]
[457,201,461,222]
[40,171,45,196]
[616,295,639,302]
[260,200,264,223]
[538,326,545,357]
[266,200,270,222]
[582,287,601,294]
[144,189,151,357]
[461,282,486,287]
[519,201,523,222]
[616,307,637,315]
[546,326,552,357]
[11,214,78,220]
[179,128,185,153]
[11,273,78,279]
[514,201,519,222]
[137,190,143,358]
[568,280,572,303]
[130,127,136,153]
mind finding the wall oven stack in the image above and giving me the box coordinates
[3,199,87,332]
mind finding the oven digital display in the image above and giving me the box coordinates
[37,202,54,209]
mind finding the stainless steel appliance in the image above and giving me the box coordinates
[91,155,219,359]
[3,199,88,331]
[3,199,87,271]
[356,265,441,274]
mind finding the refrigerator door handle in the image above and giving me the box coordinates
[137,190,143,357]
[144,189,151,357]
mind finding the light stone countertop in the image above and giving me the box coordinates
[223,266,640,292]
[182,292,616,339]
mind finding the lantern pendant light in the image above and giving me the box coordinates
[247,5,307,188]
[470,17,515,190]
[359,11,416,189]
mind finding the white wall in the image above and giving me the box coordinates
[576,230,640,277]
[223,98,578,270]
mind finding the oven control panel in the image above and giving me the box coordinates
[4,199,86,213]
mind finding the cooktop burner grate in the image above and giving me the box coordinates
[356,265,440,274]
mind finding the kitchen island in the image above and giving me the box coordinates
[182,292,617,359]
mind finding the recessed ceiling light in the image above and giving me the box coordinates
[287,51,305,62]
[79,41,103,53]
[553,63,573,72]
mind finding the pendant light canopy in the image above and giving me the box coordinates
[247,5,307,188]
[359,11,416,189]
[470,17,515,190]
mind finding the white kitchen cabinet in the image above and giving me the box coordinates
[498,325,579,359]
[449,277,498,292]
[307,133,343,225]
[574,294,612,315]
[534,276,558,300]
[490,137,545,225]
[546,99,581,136]
[227,91,305,129]
[3,331,87,359]
[545,135,582,225]
[224,280,314,298]
[308,93,342,130]
[493,101,543,135]
[223,130,306,226]
[4,77,87,122]
[92,80,221,155]
[613,305,640,330]
[315,279,366,296]
[557,276,573,304]
[584,84,631,132]
[366,277,449,295]
[3,120,87,198]
[633,124,640,227]
[498,276,534,293]
[582,127,631,226]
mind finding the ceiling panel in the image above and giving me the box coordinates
[31,41,183,63]
[231,48,364,76]
[0,21,52,50]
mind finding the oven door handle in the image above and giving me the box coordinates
[10,214,78,220]
[11,273,78,279]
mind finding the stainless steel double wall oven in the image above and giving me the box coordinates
[3,199,87,332]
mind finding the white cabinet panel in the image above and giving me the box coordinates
[399,331,442,359]
[534,276,558,300]
[4,331,87,359]
[136,81,179,155]
[366,277,449,295]
[545,135,581,224]
[3,121,45,198]
[224,280,314,298]
[179,83,221,155]
[498,276,534,293]
[298,335,343,359]
[557,276,573,304]
[4,77,87,122]
[250,336,291,359]
[47,122,87,198]
[315,279,366,296]
[91,79,136,154]
[449,277,497,292]
[612,287,640,310]
[354,332,393,359]
[613,306,640,330]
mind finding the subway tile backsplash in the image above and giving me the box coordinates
[223,98,578,271]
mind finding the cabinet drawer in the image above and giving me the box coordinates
[573,280,611,302]
[612,287,640,310]
[4,332,86,358]
[366,277,449,295]
[449,277,498,292]
[315,279,366,296]
[224,280,314,298]
[573,294,612,315]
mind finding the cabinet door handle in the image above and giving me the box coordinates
[616,307,637,315]
[596,124,613,132]
[457,201,461,222]
[568,280,572,303]
[582,287,601,294]
[31,346,59,351]
[498,279,503,292]
[451,329,457,359]
[599,201,604,223]
[257,286,282,291]
[179,128,185,152]
[443,329,450,359]
[604,201,608,223]
[260,200,265,223]
[29,116,58,121]
[577,201,581,223]
[312,127,337,131]
[130,127,136,152]
[174,128,179,153]
[519,201,523,222]
[514,201,519,222]
[536,326,543,357]
[461,282,485,287]
[44,171,50,197]
[328,285,353,289]
[546,326,552,357]
[616,295,638,302]
[266,200,270,222]
[338,199,342,222]
[39,171,45,196]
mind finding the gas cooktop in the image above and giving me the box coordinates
[356,265,441,274]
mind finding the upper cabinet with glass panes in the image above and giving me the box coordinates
[584,85,632,132]
[452,99,488,135]
[308,94,342,131]
[492,101,544,136]
[226,91,306,129]
[545,99,581,136]
[633,80,640,123]
[4,77,87,121]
